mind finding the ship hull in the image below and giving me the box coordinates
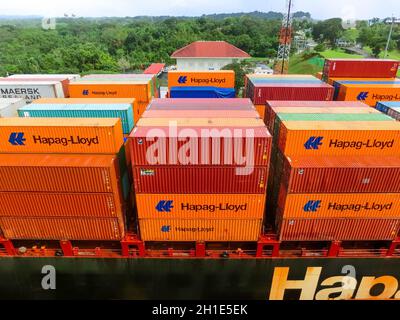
[0,257,399,300]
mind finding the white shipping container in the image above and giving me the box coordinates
[9,74,81,81]
[0,81,65,102]
[0,99,26,117]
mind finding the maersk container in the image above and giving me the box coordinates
[277,218,400,241]
[0,98,26,117]
[138,219,262,242]
[0,118,123,154]
[18,103,134,134]
[147,98,255,110]
[130,126,271,167]
[248,83,334,105]
[322,59,399,80]
[0,154,121,193]
[136,194,266,219]
[133,166,268,194]
[280,154,400,194]
[0,217,124,240]
[169,86,236,99]
[0,81,65,102]
[1,77,71,97]
[278,121,400,157]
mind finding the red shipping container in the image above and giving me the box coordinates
[277,218,400,241]
[322,59,399,80]
[141,109,260,118]
[0,77,71,97]
[130,126,272,167]
[281,155,400,194]
[0,217,124,240]
[147,98,255,110]
[133,166,268,194]
[248,83,334,105]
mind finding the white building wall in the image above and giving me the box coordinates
[176,58,244,71]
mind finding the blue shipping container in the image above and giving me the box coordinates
[376,101,400,121]
[18,103,134,134]
[169,86,236,99]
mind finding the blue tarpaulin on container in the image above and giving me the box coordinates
[170,86,236,98]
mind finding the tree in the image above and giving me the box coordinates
[312,18,344,46]
[222,61,252,94]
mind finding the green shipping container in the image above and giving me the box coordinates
[18,103,134,134]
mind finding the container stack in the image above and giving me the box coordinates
[0,98,26,117]
[0,118,129,241]
[243,74,334,120]
[129,98,272,242]
[321,59,400,106]
[264,100,400,241]
[69,74,157,120]
[376,102,400,121]
[168,71,236,99]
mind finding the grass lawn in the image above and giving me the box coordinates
[319,49,364,59]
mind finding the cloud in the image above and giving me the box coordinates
[1,0,399,19]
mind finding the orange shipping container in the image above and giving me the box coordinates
[0,217,123,240]
[278,121,400,156]
[277,192,400,219]
[337,84,400,106]
[168,70,235,89]
[0,118,123,154]
[0,192,125,221]
[69,81,152,102]
[138,219,262,241]
[255,105,265,119]
[0,154,120,193]
[136,194,266,219]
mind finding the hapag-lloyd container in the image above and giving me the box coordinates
[0,98,26,117]
[146,98,255,110]
[276,191,400,219]
[138,219,263,241]
[277,218,400,241]
[69,81,152,102]
[18,103,135,134]
[278,121,400,156]
[336,83,400,106]
[0,118,123,154]
[136,194,266,219]
[0,217,124,240]
[141,109,260,119]
[0,81,65,102]
[0,154,121,193]
[247,82,334,104]
[0,192,125,219]
[130,126,271,166]
[133,166,267,194]
[168,70,235,89]
[280,155,400,194]
[322,59,399,80]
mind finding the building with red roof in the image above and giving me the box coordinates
[171,41,250,71]
[143,63,165,75]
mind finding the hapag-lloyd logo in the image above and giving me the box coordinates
[144,121,256,175]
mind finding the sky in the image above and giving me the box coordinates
[1,0,399,20]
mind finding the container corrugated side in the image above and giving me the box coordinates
[0,154,120,193]
[0,192,124,219]
[69,82,152,102]
[136,194,266,219]
[282,155,400,193]
[138,219,262,241]
[337,84,400,106]
[136,117,264,127]
[277,192,400,219]
[278,121,400,156]
[0,118,123,154]
[0,217,124,240]
[255,105,265,120]
[141,109,259,119]
[18,103,134,135]
[147,98,254,110]
[130,126,271,166]
[277,218,400,241]
[133,166,267,194]
[168,71,235,89]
